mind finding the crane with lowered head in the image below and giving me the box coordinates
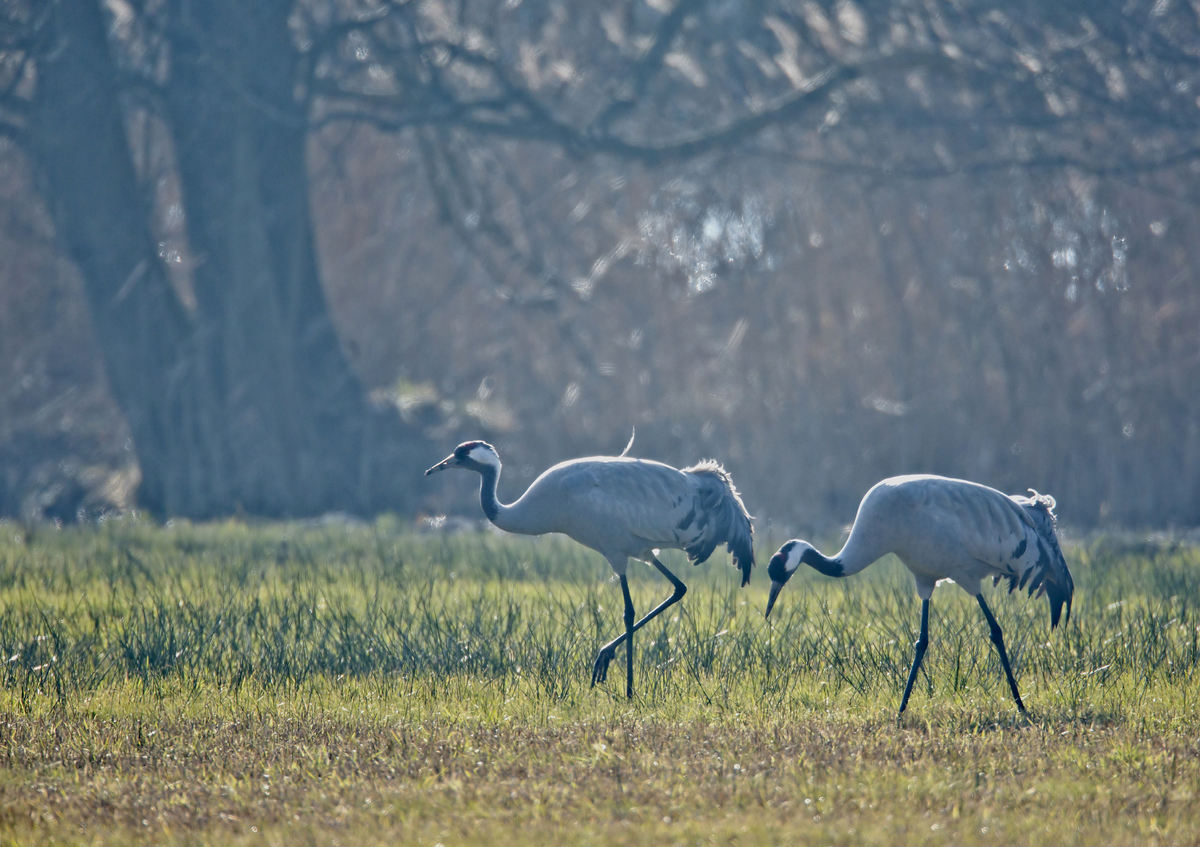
[764,474,1074,717]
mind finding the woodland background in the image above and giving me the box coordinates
[1,0,1199,530]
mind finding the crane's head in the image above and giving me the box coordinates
[425,441,501,476]
[764,539,812,619]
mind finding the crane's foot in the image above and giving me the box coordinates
[591,645,617,687]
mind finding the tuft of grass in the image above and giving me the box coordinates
[1,518,1199,845]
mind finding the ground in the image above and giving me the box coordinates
[0,519,1197,845]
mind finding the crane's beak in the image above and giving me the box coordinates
[764,580,784,619]
[424,454,458,475]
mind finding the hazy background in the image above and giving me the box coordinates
[2,0,1198,530]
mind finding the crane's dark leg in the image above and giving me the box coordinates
[898,598,931,717]
[976,594,1028,715]
[592,558,688,689]
[620,575,635,699]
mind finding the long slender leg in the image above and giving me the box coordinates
[976,594,1028,715]
[898,598,931,717]
[620,575,635,699]
[592,558,688,688]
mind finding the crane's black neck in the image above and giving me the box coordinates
[477,464,502,523]
[802,545,844,578]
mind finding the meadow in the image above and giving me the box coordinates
[0,517,1198,846]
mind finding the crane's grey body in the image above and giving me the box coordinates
[492,455,753,578]
[426,440,754,698]
[766,474,1074,717]
[834,475,1072,611]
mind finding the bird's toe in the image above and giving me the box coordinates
[592,647,616,686]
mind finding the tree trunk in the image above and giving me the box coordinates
[164,0,378,515]
[30,0,420,519]
[29,0,219,516]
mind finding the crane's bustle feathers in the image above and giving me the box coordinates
[1009,489,1073,628]
[680,459,755,586]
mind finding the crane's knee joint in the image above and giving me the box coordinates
[914,637,928,652]
[674,582,688,600]
[624,608,635,628]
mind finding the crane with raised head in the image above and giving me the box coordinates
[764,474,1074,717]
[425,439,755,699]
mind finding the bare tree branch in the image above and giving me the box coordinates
[591,0,708,132]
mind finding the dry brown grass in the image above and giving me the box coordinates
[2,679,1199,846]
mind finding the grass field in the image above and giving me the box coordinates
[1,518,1199,846]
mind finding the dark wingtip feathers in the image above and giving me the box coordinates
[734,537,754,587]
[1047,578,1073,629]
[1026,569,1047,596]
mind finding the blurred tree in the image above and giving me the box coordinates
[19,0,408,517]
[2,0,1198,523]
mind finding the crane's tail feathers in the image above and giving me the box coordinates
[680,459,755,586]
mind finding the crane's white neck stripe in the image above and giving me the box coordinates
[468,444,500,468]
